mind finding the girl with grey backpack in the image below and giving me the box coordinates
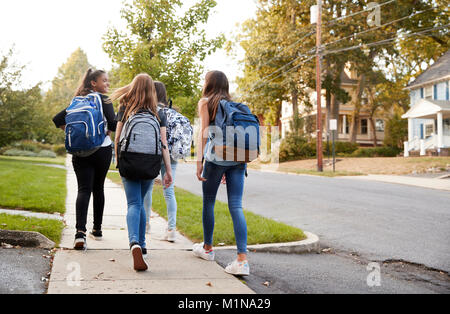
[112,74,172,272]
[143,81,193,242]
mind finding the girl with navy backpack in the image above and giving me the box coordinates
[52,69,117,250]
[112,73,172,272]
[193,70,255,276]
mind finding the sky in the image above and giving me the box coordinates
[0,0,257,91]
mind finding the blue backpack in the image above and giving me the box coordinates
[65,93,106,157]
[210,99,260,163]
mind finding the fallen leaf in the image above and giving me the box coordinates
[322,248,332,253]
[1,243,14,249]
[206,282,213,287]
[109,258,115,262]
[263,281,270,287]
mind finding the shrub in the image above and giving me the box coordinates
[351,146,401,157]
[52,144,67,156]
[279,135,315,162]
[3,149,38,157]
[37,150,57,158]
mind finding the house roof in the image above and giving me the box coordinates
[406,50,450,90]
[402,99,450,119]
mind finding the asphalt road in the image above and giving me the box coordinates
[174,162,450,293]
[0,248,52,294]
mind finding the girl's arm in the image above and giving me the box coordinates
[160,126,173,188]
[196,99,209,182]
[114,121,123,166]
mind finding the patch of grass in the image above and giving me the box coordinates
[0,213,65,246]
[0,155,66,165]
[107,171,121,185]
[277,168,364,177]
[0,159,66,214]
[150,185,306,246]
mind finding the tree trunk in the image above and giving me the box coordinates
[291,88,299,135]
[349,74,366,143]
[369,116,378,147]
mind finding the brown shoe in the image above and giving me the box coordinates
[131,244,148,271]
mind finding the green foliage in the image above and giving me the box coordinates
[384,107,408,149]
[1,140,63,158]
[103,0,224,105]
[41,48,92,144]
[280,131,360,162]
[351,147,402,158]
[3,149,38,157]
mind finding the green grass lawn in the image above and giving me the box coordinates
[151,185,306,246]
[108,168,306,246]
[0,155,66,165]
[0,158,66,214]
[0,213,65,246]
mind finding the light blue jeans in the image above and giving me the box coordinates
[121,177,153,248]
[144,160,178,230]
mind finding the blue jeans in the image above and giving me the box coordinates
[202,161,247,254]
[144,160,177,230]
[122,177,153,248]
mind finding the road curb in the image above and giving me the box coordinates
[214,231,320,254]
[0,229,55,249]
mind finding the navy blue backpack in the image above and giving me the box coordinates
[210,99,260,163]
[65,93,106,157]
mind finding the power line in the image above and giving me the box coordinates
[323,23,450,56]
[322,6,440,49]
[323,0,397,26]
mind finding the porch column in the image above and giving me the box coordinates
[343,115,347,135]
[437,112,444,148]
[408,118,414,143]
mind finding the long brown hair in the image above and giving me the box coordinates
[75,68,106,97]
[202,71,231,121]
[111,73,159,122]
[154,81,168,106]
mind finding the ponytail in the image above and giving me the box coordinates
[75,68,106,97]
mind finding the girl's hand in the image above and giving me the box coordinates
[163,172,173,188]
[197,161,207,182]
[221,174,226,185]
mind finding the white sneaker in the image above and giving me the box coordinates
[225,259,250,276]
[192,243,215,261]
[131,244,148,271]
[166,229,176,243]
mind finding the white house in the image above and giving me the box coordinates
[403,50,450,156]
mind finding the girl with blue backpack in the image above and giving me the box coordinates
[193,70,259,276]
[112,73,173,272]
[52,69,117,250]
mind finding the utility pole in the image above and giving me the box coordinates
[315,0,324,172]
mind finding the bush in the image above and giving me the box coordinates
[52,144,67,156]
[37,150,57,158]
[351,146,401,158]
[279,135,315,162]
[3,149,38,157]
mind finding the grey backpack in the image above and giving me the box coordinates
[118,111,162,180]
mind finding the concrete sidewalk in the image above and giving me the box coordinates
[47,156,254,294]
[340,174,450,191]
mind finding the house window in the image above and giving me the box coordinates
[375,119,385,132]
[361,119,368,134]
[424,86,433,99]
[425,123,434,137]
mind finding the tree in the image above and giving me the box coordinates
[0,49,44,147]
[103,0,224,119]
[41,48,93,144]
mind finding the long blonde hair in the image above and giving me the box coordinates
[111,73,159,122]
